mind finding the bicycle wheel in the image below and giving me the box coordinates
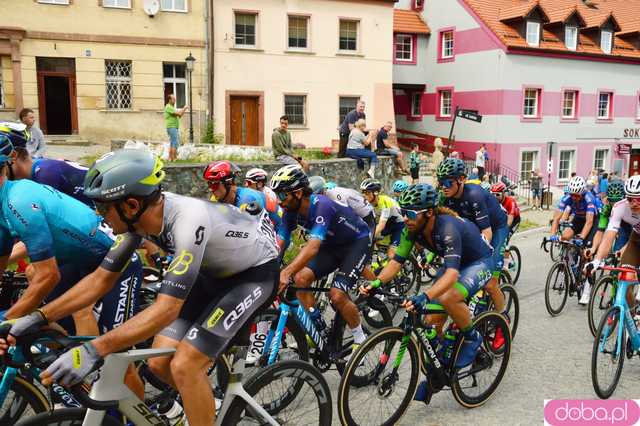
[357,294,393,331]
[15,407,123,426]
[0,374,49,426]
[337,327,420,426]
[545,262,569,316]
[592,306,625,399]
[588,275,617,338]
[451,311,511,408]
[506,245,522,285]
[488,284,520,340]
[222,360,332,425]
[550,241,561,262]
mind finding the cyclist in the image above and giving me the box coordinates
[203,160,282,229]
[436,158,507,314]
[2,149,280,426]
[360,178,405,259]
[490,182,520,272]
[245,167,279,206]
[549,175,598,245]
[392,179,409,200]
[360,184,489,370]
[588,180,628,259]
[271,164,371,351]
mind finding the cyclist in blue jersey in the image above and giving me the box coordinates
[271,164,371,350]
[436,158,507,314]
[203,160,282,229]
[550,175,597,244]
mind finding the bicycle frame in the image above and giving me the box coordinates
[600,279,640,357]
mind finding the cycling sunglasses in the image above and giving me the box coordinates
[276,191,290,202]
[94,200,113,217]
[438,178,456,189]
[628,196,640,205]
[400,208,428,220]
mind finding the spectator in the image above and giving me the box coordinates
[475,145,487,180]
[530,169,542,210]
[599,173,609,198]
[570,171,577,178]
[339,100,366,158]
[19,108,46,158]
[164,94,187,162]
[431,138,444,178]
[449,150,460,159]
[376,121,408,174]
[346,119,377,178]
[272,115,308,170]
[408,143,422,184]
[467,168,481,184]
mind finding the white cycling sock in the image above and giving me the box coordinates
[351,324,367,344]
[368,165,375,178]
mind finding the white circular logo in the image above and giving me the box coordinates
[315,216,325,225]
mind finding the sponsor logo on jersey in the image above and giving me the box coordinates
[225,230,249,239]
[206,308,225,328]
[31,203,40,211]
[72,347,82,369]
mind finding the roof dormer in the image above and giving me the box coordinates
[499,1,550,47]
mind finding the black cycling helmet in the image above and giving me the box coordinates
[270,164,309,193]
[360,178,382,193]
[436,158,466,179]
[398,184,439,210]
[607,180,625,203]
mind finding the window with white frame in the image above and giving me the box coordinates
[38,0,69,4]
[284,95,306,126]
[339,96,359,125]
[526,21,540,47]
[520,151,538,181]
[523,88,540,118]
[412,93,422,117]
[163,63,187,108]
[594,148,609,171]
[562,91,577,119]
[288,16,309,49]
[102,0,130,8]
[442,31,454,58]
[565,26,578,50]
[339,20,358,51]
[105,60,132,110]
[601,30,613,54]
[235,13,257,47]
[598,92,612,119]
[439,90,452,117]
[161,0,187,12]
[395,34,413,61]
[558,149,575,180]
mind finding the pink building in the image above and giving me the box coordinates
[393,0,640,186]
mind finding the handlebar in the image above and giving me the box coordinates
[69,384,118,410]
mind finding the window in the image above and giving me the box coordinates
[523,88,540,118]
[439,90,452,117]
[520,151,538,181]
[38,0,69,4]
[395,34,413,61]
[235,13,257,47]
[594,148,609,171]
[105,60,132,110]
[412,93,422,117]
[597,92,612,120]
[565,26,578,50]
[339,96,359,125]
[601,30,613,54]
[412,0,425,11]
[562,91,577,119]
[339,20,358,51]
[284,95,306,126]
[526,21,540,47]
[288,16,309,49]
[163,63,187,108]
[442,31,454,58]
[558,150,575,180]
[103,0,130,8]
[161,0,187,12]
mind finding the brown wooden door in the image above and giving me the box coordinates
[230,96,259,145]
[630,154,640,177]
[36,58,78,134]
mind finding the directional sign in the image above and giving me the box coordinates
[547,160,553,174]
[456,109,483,123]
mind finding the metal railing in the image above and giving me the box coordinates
[460,155,532,205]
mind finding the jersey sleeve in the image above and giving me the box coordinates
[277,211,296,249]
[33,165,68,196]
[584,193,597,215]
[308,199,335,241]
[439,220,463,270]
[557,194,571,212]
[100,233,142,272]
[470,189,491,230]
[597,205,611,231]
[6,196,55,262]
[393,227,415,263]
[606,202,625,233]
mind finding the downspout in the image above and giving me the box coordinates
[207,0,214,120]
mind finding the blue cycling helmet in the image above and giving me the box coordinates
[436,158,466,178]
[324,181,337,190]
[480,182,491,192]
[393,180,409,193]
[398,184,438,210]
[0,134,14,165]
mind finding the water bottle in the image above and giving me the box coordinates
[156,399,184,425]
[309,308,326,332]
[438,328,459,366]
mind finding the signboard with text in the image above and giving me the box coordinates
[617,144,632,155]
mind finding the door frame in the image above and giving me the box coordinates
[225,91,264,146]
[37,70,78,135]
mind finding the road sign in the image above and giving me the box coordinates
[456,109,483,123]
[547,160,553,173]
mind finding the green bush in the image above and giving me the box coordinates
[202,119,224,144]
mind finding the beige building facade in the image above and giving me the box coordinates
[0,0,207,144]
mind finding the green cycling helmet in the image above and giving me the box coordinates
[398,184,439,210]
[607,180,625,203]
[436,158,466,179]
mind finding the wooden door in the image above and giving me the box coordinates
[229,96,259,145]
[630,154,640,177]
[36,58,78,134]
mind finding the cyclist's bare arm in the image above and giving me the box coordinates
[8,242,27,264]
[550,210,563,234]
[376,259,403,284]
[282,238,321,280]
[6,257,60,319]
[594,230,617,262]
[507,215,514,227]
[578,212,594,239]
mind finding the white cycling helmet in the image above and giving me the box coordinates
[567,176,586,194]
[624,175,640,197]
[245,167,268,183]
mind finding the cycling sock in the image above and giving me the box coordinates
[351,324,366,344]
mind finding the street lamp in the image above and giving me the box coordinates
[185,52,196,144]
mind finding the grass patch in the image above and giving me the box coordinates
[79,154,101,167]
[517,218,544,233]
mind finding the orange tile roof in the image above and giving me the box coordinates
[462,0,640,61]
[394,9,430,35]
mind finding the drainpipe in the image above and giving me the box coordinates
[207,0,214,120]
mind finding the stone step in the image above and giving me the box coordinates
[46,137,92,147]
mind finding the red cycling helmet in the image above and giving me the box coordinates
[203,160,240,189]
[490,182,507,193]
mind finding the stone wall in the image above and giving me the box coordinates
[163,157,397,199]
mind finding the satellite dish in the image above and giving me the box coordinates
[143,0,160,17]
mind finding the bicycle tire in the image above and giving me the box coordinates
[357,294,393,331]
[588,275,617,338]
[15,407,123,426]
[337,327,420,426]
[489,284,519,340]
[550,241,561,262]
[545,262,569,316]
[592,306,625,399]
[507,245,522,285]
[450,311,511,408]
[0,374,49,426]
[221,359,332,425]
